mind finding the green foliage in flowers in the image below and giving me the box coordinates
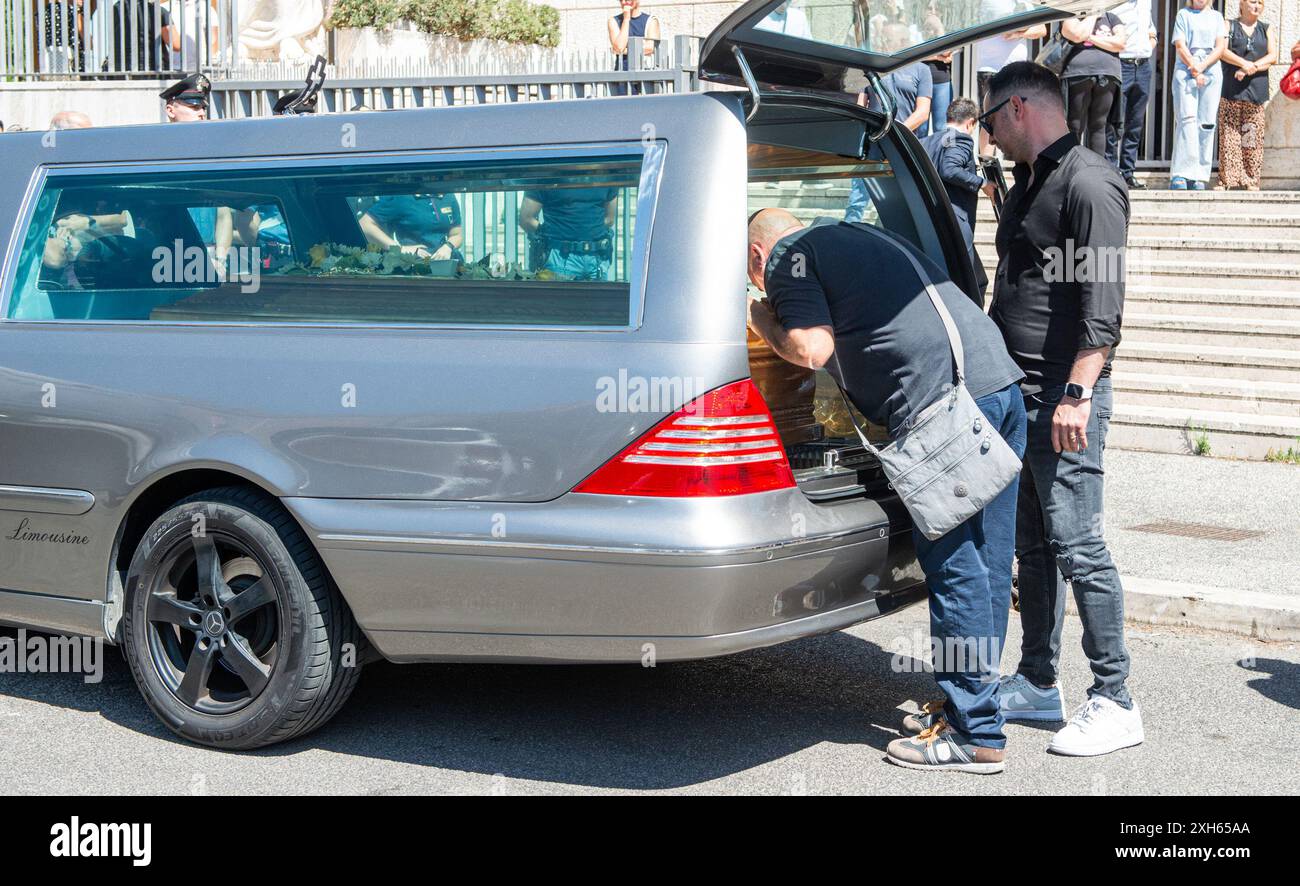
[327,0,560,48]
[281,243,551,280]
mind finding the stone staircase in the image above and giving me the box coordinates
[749,181,1300,460]
[976,189,1300,459]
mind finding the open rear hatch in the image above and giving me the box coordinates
[708,1,1126,502]
[698,0,1126,101]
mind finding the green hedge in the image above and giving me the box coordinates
[328,0,561,48]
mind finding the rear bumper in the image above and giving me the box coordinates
[283,488,925,663]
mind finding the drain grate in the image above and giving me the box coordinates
[1127,520,1264,542]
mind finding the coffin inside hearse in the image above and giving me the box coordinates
[745,140,892,500]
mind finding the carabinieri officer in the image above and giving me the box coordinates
[359,194,465,261]
[160,73,211,123]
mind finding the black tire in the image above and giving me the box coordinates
[122,486,362,749]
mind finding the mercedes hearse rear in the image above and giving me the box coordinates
[0,0,1113,748]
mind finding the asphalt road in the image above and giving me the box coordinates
[1,605,1296,795]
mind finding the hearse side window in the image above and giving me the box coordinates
[7,154,644,326]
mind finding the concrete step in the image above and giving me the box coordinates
[972,234,1300,267]
[1122,312,1300,350]
[979,257,1300,291]
[977,214,1300,241]
[1108,403,1300,460]
[1114,341,1300,383]
[1128,189,1300,208]
[1124,285,1300,320]
[1111,371,1300,417]
[975,210,1300,237]
[977,190,1300,225]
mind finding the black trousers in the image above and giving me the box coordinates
[1064,75,1120,157]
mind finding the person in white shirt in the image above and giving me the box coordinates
[761,0,812,40]
[1106,1,1159,188]
[1169,0,1229,189]
[975,0,1047,153]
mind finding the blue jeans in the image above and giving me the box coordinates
[1106,57,1152,177]
[1170,59,1222,183]
[930,80,952,135]
[1015,378,1132,706]
[845,178,869,224]
[544,248,612,281]
[911,383,1027,748]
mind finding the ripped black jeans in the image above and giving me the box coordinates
[1015,378,1132,706]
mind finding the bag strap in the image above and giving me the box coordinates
[850,223,965,385]
[830,225,968,451]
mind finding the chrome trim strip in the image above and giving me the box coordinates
[367,584,928,664]
[624,451,783,466]
[640,439,775,452]
[670,415,767,427]
[316,520,892,559]
[656,426,775,439]
[0,484,96,515]
[1,140,666,334]
[0,166,49,320]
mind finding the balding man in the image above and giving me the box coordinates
[745,208,1025,774]
[49,111,92,130]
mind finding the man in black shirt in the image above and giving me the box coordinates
[746,208,1026,774]
[983,61,1143,757]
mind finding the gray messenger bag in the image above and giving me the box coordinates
[833,231,1022,541]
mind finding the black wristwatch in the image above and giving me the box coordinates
[1064,383,1093,401]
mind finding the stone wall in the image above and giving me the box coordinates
[538,0,739,51]
[0,81,166,131]
[1257,0,1300,187]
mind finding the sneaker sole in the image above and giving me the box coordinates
[1047,730,1145,757]
[1001,707,1067,722]
[885,755,1005,775]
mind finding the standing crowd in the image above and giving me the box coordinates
[1036,0,1282,191]
[865,0,1289,193]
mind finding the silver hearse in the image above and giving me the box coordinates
[0,1,1103,748]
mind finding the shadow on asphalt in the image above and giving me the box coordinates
[1240,658,1300,713]
[0,622,944,789]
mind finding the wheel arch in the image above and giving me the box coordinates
[104,464,316,643]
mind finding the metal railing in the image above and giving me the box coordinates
[1,0,238,78]
[210,35,702,119]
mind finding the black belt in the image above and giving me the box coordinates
[546,237,612,257]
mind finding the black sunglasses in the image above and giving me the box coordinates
[978,95,1026,136]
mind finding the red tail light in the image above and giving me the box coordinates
[573,379,797,497]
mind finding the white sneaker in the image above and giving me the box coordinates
[1047,696,1144,757]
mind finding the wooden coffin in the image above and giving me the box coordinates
[747,327,821,448]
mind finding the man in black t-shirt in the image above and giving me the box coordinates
[745,208,1026,775]
[111,0,178,72]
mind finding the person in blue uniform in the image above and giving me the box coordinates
[519,188,619,281]
[919,97,992,303]
[359,193,464,261]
